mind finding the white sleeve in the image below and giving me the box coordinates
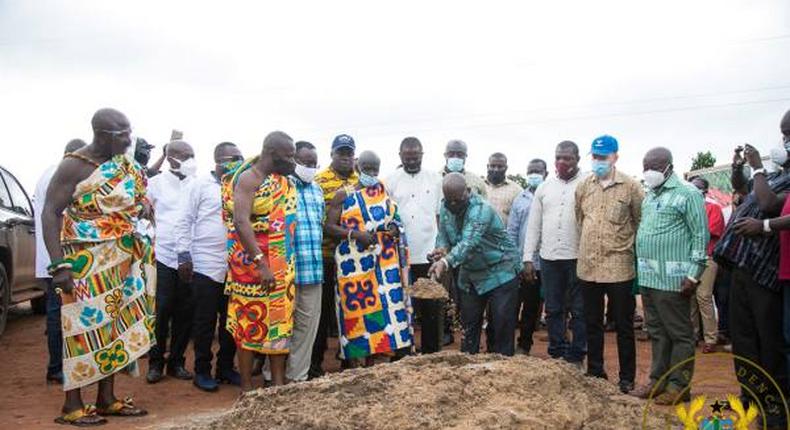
[174,180,200,255]
[522,185,544,263]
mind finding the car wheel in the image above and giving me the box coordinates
[0,263,9,337]
[31,293,47,315]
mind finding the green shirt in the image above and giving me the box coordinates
[636,174,709,292]
[436,193,522,295]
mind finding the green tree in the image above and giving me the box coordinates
[507,173,527,189]
[691,151,717,171]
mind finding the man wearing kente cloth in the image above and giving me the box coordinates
[326,150,413,366]
[223,131,297,391]
[43,108,155,426]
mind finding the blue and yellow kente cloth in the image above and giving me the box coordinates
[334,183,413,359]
[59,154,156,391]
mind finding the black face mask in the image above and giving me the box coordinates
[445,199,469,215]
[487,171,506,185]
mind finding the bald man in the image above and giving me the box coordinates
[43,108,153,424]
[633,147,708,406]
[146,140,198,383]
[428,173,522,356]
[34,139,87,385]
[224,131,297,391]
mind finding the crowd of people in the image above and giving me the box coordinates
[32,107,790,428]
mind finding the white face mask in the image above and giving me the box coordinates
[171,157,197,177]
[770,141,790,166]
[643,165,669,189]
[294,163,318,183]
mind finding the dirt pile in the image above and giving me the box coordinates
[406,277,449,300]
[164,352,667,430]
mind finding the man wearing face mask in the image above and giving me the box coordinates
[326,151,413,365]
[146,140,198,384]
[713,110,790,428]
[428,173,521,355]
[633,147,708,406]
[522,141,586,368]
[385,137,444,353]
[485,153,523,223]
[311,134,359,377]
[507,159,548,354]
[575,135,643,394]
[287,141,325,382]
[174,142,243,392]
[442,139,487,198]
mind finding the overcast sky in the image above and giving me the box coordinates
[1,0,789,191]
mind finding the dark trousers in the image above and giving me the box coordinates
[642,287,695,391]
[149,261,194,370]
[459,277,519,356]
[581,280,636,384]
[311,259,336,372]
[541,259,586,362]
[191,272,236,376]
[730,268,787,426]
[713,266,731,339]
[517,272,541,353]
[410,264,443,354]
[44,279,63,376]
[784,281,790,394]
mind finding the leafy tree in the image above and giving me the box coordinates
[691,151,716,171]
[507,173,527,189]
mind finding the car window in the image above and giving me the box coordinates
[0,169,32,216]
[0,174,10,209]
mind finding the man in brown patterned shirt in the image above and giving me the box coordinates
[575,135,644,394]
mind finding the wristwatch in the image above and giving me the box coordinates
[751,167,767,179]
[764,219,772,233]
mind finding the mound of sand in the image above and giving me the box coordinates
[165,352,667,430]
[406,277,449,300]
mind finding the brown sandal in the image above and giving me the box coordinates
[54,405,107,427]
[96,397,147,417]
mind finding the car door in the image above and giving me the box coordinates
[0,168,37,292]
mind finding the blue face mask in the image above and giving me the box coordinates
[591,159,611,178]
[446,157,465,173]
[526,173,544,189]
[359,172,379,187]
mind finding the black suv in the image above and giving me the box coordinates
[0,165,46,336]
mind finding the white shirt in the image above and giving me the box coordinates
[523,172,584,262]
[385,167,442,265]
[33,165,57,278]
[148,170,194,270]
[174,173,227,283]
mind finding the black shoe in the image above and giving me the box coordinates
[147,366,164,384]
[193,373,219,392]
[216,368,241,386]
[167,365,193,380]
[308,365,324,380]
[46,371,64,385]
[619,381,635,394]
[442,333,455,346]
[585,371,609,380]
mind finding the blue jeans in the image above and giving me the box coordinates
[458,277,519,356]
[44,279,63,376]
[540,258,586,363]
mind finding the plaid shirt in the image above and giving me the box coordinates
[714,170,790,292]
[293,177,325,286]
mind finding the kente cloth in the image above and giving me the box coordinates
[334,183,413,359]
[59,154,156,391]
[223,159,297,354]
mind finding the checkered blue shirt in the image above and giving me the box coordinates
[293,177,325,286]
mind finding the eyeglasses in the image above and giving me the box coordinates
[97,128,132,137]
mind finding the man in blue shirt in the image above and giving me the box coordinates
[428,173,522,356]
[507,158,548,354]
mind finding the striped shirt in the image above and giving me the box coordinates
[315,167,359,258]
[714,171,790,292]
[293,177,325,286]
[636,174,709,292]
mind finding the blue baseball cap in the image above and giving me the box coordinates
[332,134,355,151]
[591,135,618,155]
